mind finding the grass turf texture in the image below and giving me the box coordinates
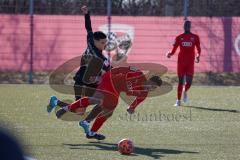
[0,84,239,160]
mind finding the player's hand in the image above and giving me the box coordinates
[166,52,172,58]
[195,55,200,63]
[81,6,88,14]
[127,107,135,114]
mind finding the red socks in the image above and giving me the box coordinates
[177,83,192,100]
[91,114,107,132]
[68,97,90,111]
[185,83,191,92]
[177,83,183,100]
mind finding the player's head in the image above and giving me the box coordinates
[145,76,162,91]
[93,31,107,51]
[184,20,191,33]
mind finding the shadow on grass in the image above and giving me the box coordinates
[183,105,239,113]
[63,142,198,159]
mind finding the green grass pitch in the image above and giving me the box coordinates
[0,84,239,160]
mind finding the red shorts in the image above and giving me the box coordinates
[96,72,119,110]
[177,63,194,77]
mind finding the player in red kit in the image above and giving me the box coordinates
[167,20,201,107]
[54,66,162,140]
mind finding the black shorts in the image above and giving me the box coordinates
[74,80,98,100]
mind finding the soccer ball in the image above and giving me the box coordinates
[117,138,134,155]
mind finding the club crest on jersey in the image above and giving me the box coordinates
[182,42,192,47]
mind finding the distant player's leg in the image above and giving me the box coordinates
[174,63,186,107]
[175,76,184,106]
[183,75,193,103]
[174,76,184,107]
[183,65,194,103]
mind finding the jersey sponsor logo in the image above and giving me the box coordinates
[182,41,192,47]
[126,81,133,90]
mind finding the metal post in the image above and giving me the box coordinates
[107,0,112,66]
[183,0,189,20]
[29,0,34,84]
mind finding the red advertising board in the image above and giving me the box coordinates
[0,14,240,72]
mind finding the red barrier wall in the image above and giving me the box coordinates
[1,14,240,72]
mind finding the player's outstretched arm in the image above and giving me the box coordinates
[81,5,92,32]
[127,96,146,114]
[81,5,88,14]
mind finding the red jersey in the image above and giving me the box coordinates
[171,33,201,65]
[97,66,148,109]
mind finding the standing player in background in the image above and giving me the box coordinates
[167,20,201,107]
[47,6,110,112]
[54,66,162,140]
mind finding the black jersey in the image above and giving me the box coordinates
[74,12,110,85]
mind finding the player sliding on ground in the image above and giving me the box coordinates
[48,66,162,140]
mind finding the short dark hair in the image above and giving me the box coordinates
[184,20,191,24]
[149,76,162,86]
[184,20,191,28]
[93,31,107,40]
